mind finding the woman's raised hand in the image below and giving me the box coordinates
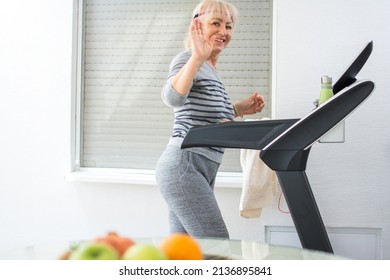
[190,18,216,63]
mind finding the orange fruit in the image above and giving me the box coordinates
[159,233,203,260]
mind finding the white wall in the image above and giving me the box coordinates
[0,0,389,259]
[268,0,390,259]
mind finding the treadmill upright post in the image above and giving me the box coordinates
[260,147,333,253]
[276,169,333,252]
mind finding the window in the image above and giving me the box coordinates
[71,0,272,179]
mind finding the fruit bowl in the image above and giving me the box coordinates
[59,232,220,260]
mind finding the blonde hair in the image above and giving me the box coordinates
[184,0,239,49]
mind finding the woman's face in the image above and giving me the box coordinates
[204,15,234,55]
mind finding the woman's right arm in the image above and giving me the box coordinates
[170,56,203,96]
[171,17,215,96]
[161,18,214,106]
[161,53,195,107]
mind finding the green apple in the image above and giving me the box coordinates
[122,244,167,260]
[70,242,119,260]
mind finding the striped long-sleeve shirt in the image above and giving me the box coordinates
[161,50,235,164]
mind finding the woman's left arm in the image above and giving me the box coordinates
[234,92,265,118]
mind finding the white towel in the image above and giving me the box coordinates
[239,119,279,218]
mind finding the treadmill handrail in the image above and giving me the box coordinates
[181,119,299,150]
[262,80,375,152]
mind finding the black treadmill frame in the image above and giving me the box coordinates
[182,80,375,253]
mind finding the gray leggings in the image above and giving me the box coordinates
[155,145,229,239]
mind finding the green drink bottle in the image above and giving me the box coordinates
[318,75,334,105]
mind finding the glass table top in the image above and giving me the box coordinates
[0,238,347,260]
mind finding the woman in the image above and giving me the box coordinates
[155,0,265,239]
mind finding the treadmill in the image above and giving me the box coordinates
[181,41,375,253]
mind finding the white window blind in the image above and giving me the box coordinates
[78,0,272,172]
